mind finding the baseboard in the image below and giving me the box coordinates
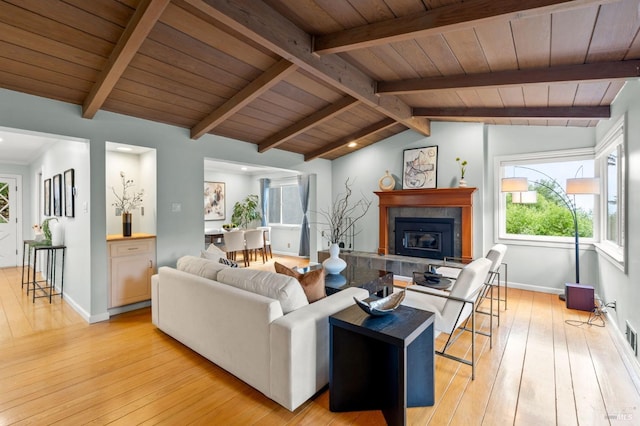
[108,300,151,318]
[604,309,640,394]
[58,291,92,323]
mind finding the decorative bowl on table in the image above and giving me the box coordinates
[354,290,405,316]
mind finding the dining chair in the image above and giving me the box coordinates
[223,230,248,267]
[257,226,272,259]
[244,229,266,264]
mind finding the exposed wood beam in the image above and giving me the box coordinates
[313,0,618,54]
[191,59,297,139]
[258,97,358,153]
[82,0,170,119]
[304,118,397,161]
[182,0,431,136]
[412,106,611,119]
[378,60,640,94]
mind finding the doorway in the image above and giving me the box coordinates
[0,175,21,267]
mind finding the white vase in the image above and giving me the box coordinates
[50,221,64,246]
[323,243,347,274]
[459,178,467,187]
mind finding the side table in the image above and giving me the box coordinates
[329,303,435,425]
[22,241,66,303]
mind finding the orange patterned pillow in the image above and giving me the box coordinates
[274,262,326,303]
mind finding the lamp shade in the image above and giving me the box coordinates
[512,191,538,204]
[566,177,600,195]
[501,177,528,192]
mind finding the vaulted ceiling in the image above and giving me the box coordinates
[1,0,639,160]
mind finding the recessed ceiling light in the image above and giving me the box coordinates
[241,166,248,171]
[0,137,4,142]
[116,146,133,152]
[347,142,357,148]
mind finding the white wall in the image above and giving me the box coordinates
[331,121,486,258]
[594,79,640,356]
[485,125,598,292]
[0,88,332,322]
[204,168,256,230]
[29,137,92,315]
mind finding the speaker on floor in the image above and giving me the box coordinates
[565,283,594,312]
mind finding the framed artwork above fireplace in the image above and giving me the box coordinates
[403,146,437,189]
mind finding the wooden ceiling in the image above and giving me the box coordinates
[1,0,639,160]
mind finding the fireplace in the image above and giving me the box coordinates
[375,188,476,261]
[395,217,454,259]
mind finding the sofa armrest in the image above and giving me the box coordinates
[151,274,159,326]
[269,287,369,411]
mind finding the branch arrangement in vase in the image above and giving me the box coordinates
[318,178,371,246]
[112,171,144,214]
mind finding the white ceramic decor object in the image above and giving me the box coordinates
[323,243,346,274]
[50,221,64,246]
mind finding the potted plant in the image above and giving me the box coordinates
[231,194,262,229]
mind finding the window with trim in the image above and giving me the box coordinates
[497,149,597,242]
[268,184,302,226]
[595,116,625,265]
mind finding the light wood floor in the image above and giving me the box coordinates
[2,256,640,425]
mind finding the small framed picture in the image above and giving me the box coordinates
[53,173,62,216]
[64,168,74,217]
[402,146,438,189]
[44,178,51,216]
[204,181,225,221]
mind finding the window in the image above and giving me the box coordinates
[497,149,597,243]
[596,116,626,266]
[268,184,303,226]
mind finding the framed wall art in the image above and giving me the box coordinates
[204,181,225,221]
[64,168,75,217]
[402,146,438,189]
[44,178,51,216]
[53,173,62,216]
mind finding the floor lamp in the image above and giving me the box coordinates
[501,168,599,300]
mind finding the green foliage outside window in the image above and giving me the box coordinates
[506,179,593,238]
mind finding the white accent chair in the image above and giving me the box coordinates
[244,229,266,264]
[223,230,247,267]
[401,257,493,379]
[441,244,508,325]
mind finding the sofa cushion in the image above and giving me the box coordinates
[274,262,326,303]
[177,255,228,281]
[217,268,308,314]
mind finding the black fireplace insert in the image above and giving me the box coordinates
[394,217,454,260]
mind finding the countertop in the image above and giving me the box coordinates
[106,233,156,242]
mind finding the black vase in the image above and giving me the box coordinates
[122,212,132,237]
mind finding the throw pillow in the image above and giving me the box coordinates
[206,244,227,257]
[218,257,238,268]
[216,268,308,314]
[176,255,228,281]
[274,262,326,303]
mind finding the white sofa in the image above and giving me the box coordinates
[151,259,368,411]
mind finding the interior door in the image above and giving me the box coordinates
[0,177,18,267]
